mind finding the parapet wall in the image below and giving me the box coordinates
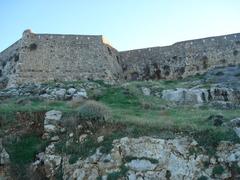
[120,33,240,80]
[5,30,123,87]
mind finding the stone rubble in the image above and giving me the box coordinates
[0,82,91,101]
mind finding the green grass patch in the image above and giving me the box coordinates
[55,136,99,159]
[99,131,125,154]
[193,128,240,155]
[99,87,140,109]
[5,134,47,165]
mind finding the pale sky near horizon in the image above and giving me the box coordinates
[1,0,240,52]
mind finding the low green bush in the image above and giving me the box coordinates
[78,100,111,122]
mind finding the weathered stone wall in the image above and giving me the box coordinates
[5,30,123,87]
[120,33,240,80]
[1,31,240,87]
[0,40,21,88]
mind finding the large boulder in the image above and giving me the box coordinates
[162,88,208,104]
[54,88,66,100]
[127,159,157,171]
[229,118,240,138]
[162,87,240,106]
[72,88,87,101]
[44,110,62,135]
[44,110,62,125]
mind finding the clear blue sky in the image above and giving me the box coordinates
[1,0,240,52]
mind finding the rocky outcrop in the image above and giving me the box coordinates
[31,136,240,179]
[162,86,240,107]
[162,88,207,105]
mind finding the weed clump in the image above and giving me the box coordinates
[78,100,111,122]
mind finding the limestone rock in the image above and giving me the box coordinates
[79,134,88,143]
[44,110,62,136]
[31,136,240,179]
[162,88,207,105]
[44,124,57,133]
[72,89,88,101]
[141,87,151,96]
[44,110,62,125]
[0,141,10,165]
[229,118,240,138]
[67,88,76,95]
[216,141,240,163]
[50,136,60,142]
[230,118,240,127]
[44,154,62,178]
[55,88,66,100]
[97,136,104,143]
[69,133,74,138]
[127,159,157,171]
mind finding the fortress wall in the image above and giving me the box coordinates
[120,33,240,80]
[10,30,123,86]
[1,30,240,87]
[0,40,21,88]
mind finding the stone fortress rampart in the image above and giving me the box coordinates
[120,33,240,80]
[0,30,240,87]
[0,30,123,87]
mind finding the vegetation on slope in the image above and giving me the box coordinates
[1,74,240,178]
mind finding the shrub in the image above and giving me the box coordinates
[212,165,224,176]
[78,100,111,122]
[62,115,78,130]
[69,154,79,164]
[29,43,37,51]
